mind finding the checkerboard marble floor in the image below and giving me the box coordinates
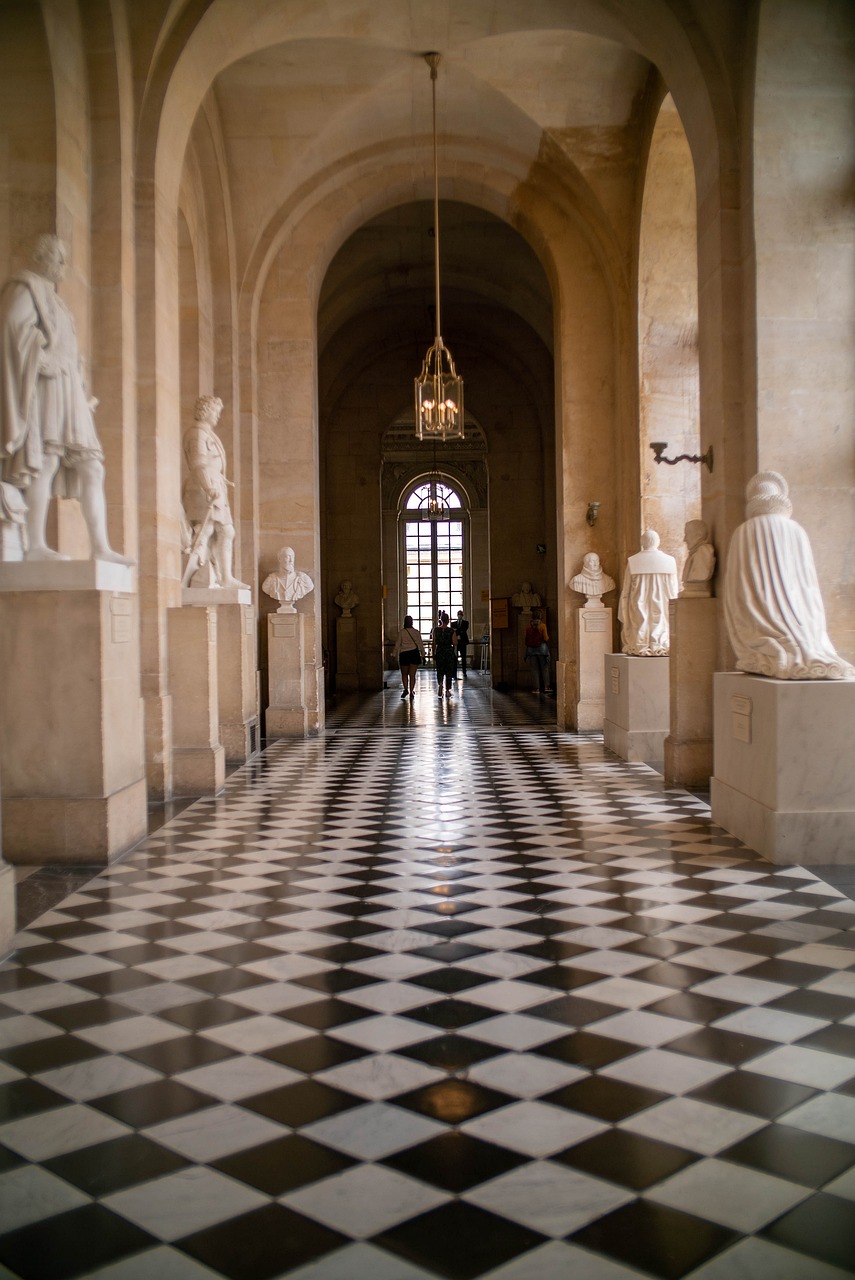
[2,671,855,1280]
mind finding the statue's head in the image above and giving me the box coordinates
[278,545,295,570]
[31,234,67,284]
[340,580,352,592]
[685,519,708,547]
[582,552,601,573]
[195,395,223,426]
[745,471,792,519]
[641,529,660,550]
[521,581,532,593]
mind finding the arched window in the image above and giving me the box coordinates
[402,478,465,638]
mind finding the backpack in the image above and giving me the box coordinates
[525,622,542,648]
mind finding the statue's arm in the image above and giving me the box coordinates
[0,283,46,453]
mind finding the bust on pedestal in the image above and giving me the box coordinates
[263,545,317,736]
[334,579,359,690]
[569,552,615,608]
[681,520,715,598]
[263,545,314,614]
[569,553,615,730]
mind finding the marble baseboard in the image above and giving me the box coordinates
[576,699,606,732]
[172,745,225,798]
[0,862,16,960]
[603,720,668,763]
[221,717,259,763]
[710,776,855,864]
[1,777,148,865]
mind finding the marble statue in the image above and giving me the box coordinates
[181,394,249,589]
[682,519,716,596]
[618,529,680,656]
[512,581,541,611]
[335,580,359,616]
[724,470,854,680]
[0,234,131,563]
[262,545,314,613]
[569,552,615,607]
[0,481,27,560]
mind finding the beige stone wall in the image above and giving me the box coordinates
[753,0,855,662]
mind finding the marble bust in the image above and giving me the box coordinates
[724,470,853,680]
[569,552,615,608]
[682,519,715,597]
[0,233,131,564]
[181,395,249,589]
[618,530,680,656]
[262,545,314,614]
[512,581,541,612]
[335,580,359,617]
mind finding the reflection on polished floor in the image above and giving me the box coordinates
[1,670,855,1280]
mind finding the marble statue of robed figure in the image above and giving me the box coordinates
[262,545,314,613]
[0,234,131,563]
[724,470,853,680]
[618,530,679,656]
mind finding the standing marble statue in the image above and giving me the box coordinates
[682,520,716,596]
[181,394,249,589]
[724,470,853,680]
[569,552,615,607]
[618,530,679,655]
[0,234,131,563]
[262,545,314,613]
[334,580,359,616]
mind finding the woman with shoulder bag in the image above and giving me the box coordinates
[393,616,425,699]
[524,608,550,693]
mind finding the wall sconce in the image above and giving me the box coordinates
[586,502,601,527]
[650,441,714,473]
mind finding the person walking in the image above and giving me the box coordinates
[432,611,456,698]
[455,610,470,678]
[524,608,550,693]
[393,615,425,698]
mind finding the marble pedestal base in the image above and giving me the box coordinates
[184,591,258,762]
[267,613,310,737]
[603,654,670,763]
[0,564,147,864]
[664,596,717,788]
[168,607,225,796]
[336,615,358,692]
[576,607,612,730]
[711,672,855,864]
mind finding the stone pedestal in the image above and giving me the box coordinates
[168,606,225,796]
[184,589,258,762]
[576,607,612,730]
[267,612,310,737]
[336,614,358,692]
[664,596,717,788]
[603,653,670,763]
[711,672,855,864]
[0,561,147,864]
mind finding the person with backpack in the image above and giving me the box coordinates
[524,608,550,693]
[432,611,457,698]
[393,615,426,698]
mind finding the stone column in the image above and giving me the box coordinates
[168,606,225,795]
[575,606,612,730]
[665,596,717,788]
[0,562,147,864]
[336,614,358,692]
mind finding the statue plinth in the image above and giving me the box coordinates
[168,606,225,796]
[603,653,670,764]
[575,606,613,730]
[664,596,717,788]
[266,612,319,736]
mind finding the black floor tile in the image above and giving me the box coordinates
[403,998,496,1030]
[721,1123,855,1188]
[0,1203,155,1280]
[158,997,256,1031]
[557,1128,699,1190]
[374,1200,546,1280]
[123,1035,236,1074]
[408,968,492,995]
[646,992,743,1025]
[279,998,370,1031]
[260,1034,368,1074]
[178,1203,347,1280]
[0,1035,104,1075]
[91,1078,215,1127]
[241,1079,362,1127]
[665,1026,771,1066]
[571,1199,739,1280]
[534,1031,640,1070]
[35,998,133,1032]
[769,989,855,1023]
[393,1079,513,1124]
[527,993,617,1027]
[0,1077,67,1123]
[761,1192,855,1272]
[213,1133,355,1194]
[689,1071,817,1119]
[546,1075,667,1122]
[400,1033,503,1072]
[43,1133,190,1196]
[384,1130,525,1191]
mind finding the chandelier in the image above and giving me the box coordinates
[415,52,464,442]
